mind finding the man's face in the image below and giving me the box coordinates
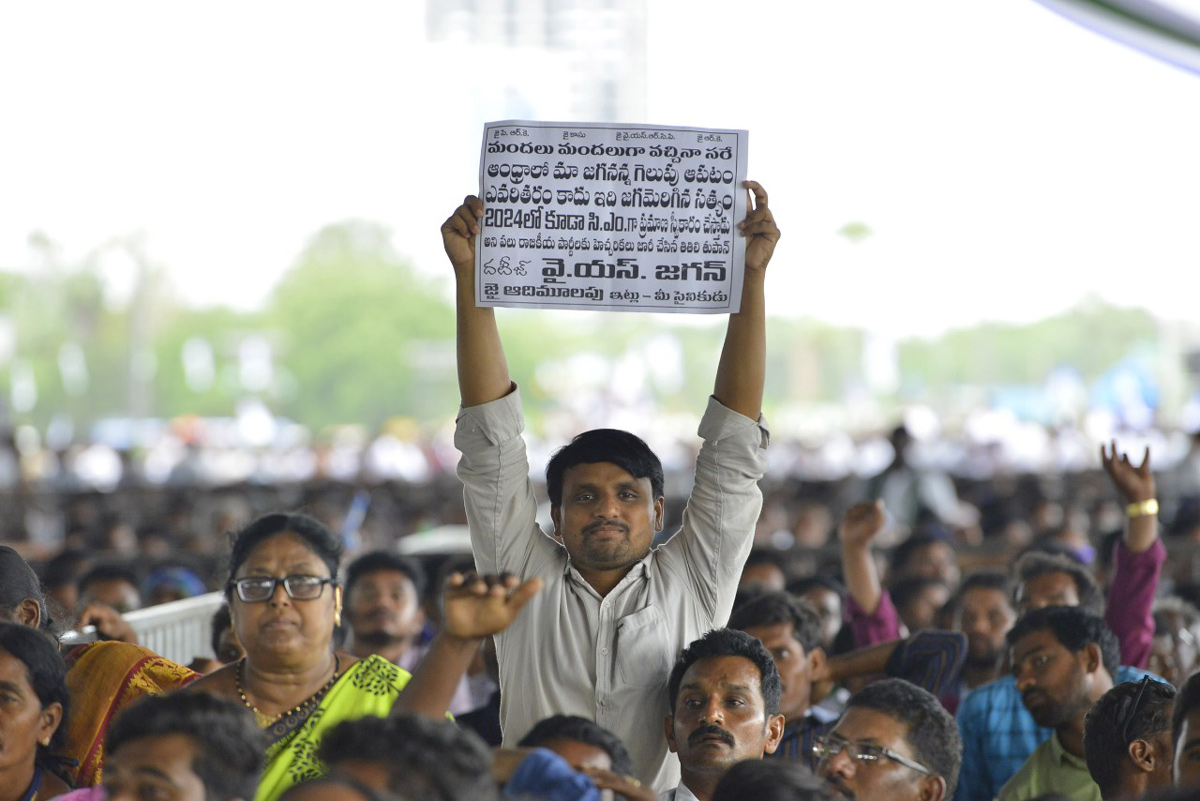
[345,569,424,648]
[1010,628,1091,729]
[104,733,209,801]
[1016,571,1079,612]
[665,655,784,780]
[1175,706,1200,788]
[81,578,141,613]
[538,737,612,772]
[741,621,820,723]
[738,563,786,594]
[800,587,843,650]
[551,462,663,576]
[897,583,950,633]
[909,542,960,588]
[956,587,1015,669]
[817,707,936,801]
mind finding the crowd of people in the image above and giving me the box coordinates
[1,186,1199,801]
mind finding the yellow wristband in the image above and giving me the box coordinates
[1126,499,1159,518]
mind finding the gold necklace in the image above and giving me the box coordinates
[235,655,340,728]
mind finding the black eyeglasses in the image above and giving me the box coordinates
[812,734,934,776]
[229,575,335,603]
[1119,674,1153,743]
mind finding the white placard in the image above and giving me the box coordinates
[476,120,749,313]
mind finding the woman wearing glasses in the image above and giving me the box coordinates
[184,512,540,801]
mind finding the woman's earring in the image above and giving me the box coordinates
[40,736,50,747]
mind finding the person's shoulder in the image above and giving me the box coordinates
[958,674,1017,720]
[177,661,238,697]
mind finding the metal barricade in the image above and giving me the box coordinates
[122,592,226,665]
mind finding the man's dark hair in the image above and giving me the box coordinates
[787,574,846,599]
[78,563,140,594]
[712,758,834,801]
[890,576,950,621]
[667,628,781,716]
[958,570,1011,598]
[41,549,94,589]
[517,714,635,776]
[1012,550,1104,616]
[1007,606,1121,679]
[319,714,498,801]
[889,533,953,577]
[1172,670,1200,747]
[844,678,962,796]
[545,428,664,507]
[728,591,824,655]
[344,551,428,602]
[106,693,265,801]
[210,604,232,657]
[1084,678,1175,798]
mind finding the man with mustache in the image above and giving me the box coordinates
[442,182,780,792]
[814,678,961,801]
[661,628,785,801]
[997,606,1118,801]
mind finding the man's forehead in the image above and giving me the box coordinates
[562,461,649,486]
[743,621,803,651]
[1011,628,1064,660]
[833,707,910,746]
[680,655,764,693]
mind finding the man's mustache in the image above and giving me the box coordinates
[584,519,629,535]
[688,724,735,747]
[824,775,857,800]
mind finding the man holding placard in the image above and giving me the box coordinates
[441,174,779,792]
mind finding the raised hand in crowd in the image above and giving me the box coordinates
[76,601,138,643]
[1100,440,1158,553]
[839,499,889,619]
[441,571,543,641]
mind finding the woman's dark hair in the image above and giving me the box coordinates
[224,513,343,602]
[0,546,49,630]
[0,621,71,773]
[545,428,664,507]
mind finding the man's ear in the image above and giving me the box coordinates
[654,497,665,532]
[664,714,678,754]
[15,598,41,629]
[808,647,826,679]
[917,773,947,801]
[550,506,563,542]
[763,712,786,755]
[1082,642,1103,674]
[1128,738,1162,774]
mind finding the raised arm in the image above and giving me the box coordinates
[441,195,512,407]
[711,181,778,419]
[1101,440,1165,668]
[395,572,540,718]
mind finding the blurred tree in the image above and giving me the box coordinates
[264,221,457,429]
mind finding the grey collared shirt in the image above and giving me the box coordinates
[455,386,768,792]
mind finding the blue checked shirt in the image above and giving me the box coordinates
[955,665,1154,801]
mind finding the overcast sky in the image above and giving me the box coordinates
[1,1,1198,338]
